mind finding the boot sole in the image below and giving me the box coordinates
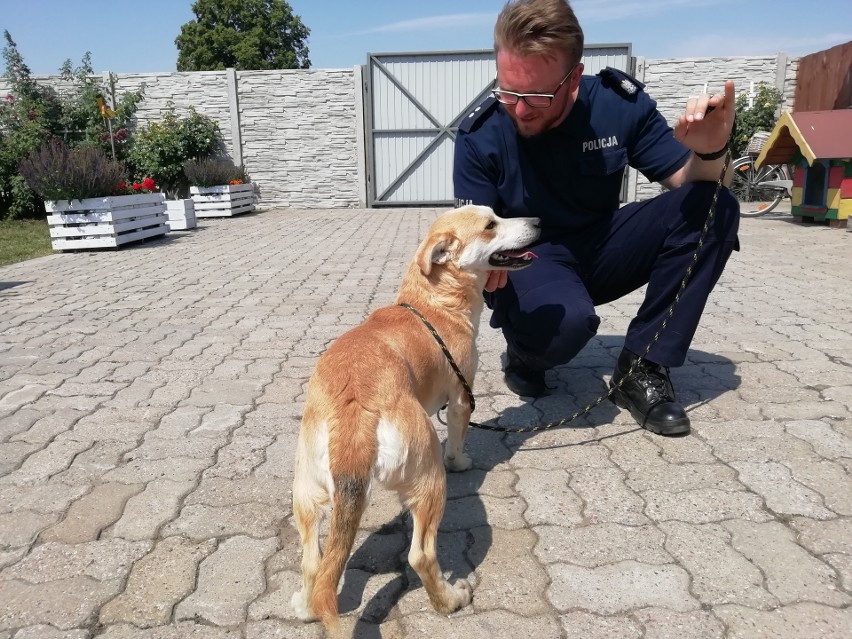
[610,386,691,436]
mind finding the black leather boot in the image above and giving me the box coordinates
[609,349,690,436]
[504,348,547,398]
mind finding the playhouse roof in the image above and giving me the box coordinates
[756,110,852,167]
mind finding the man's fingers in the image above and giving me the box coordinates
[484,270,507,292]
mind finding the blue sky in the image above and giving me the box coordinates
[1,0,850,75]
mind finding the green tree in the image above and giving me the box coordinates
[733,83,784,158]
[175,0,310,71]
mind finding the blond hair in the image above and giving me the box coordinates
[494,0,584,65]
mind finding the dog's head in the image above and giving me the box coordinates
[416,205,540,277]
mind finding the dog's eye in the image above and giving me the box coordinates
[485,220,496,230]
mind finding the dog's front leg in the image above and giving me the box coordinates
[443,396,472,472]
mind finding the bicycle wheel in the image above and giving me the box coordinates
[731,157,787,216]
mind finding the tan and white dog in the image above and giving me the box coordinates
[291,205,539,632]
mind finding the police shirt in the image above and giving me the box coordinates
[453,67,690,237]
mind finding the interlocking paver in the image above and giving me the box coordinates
[0,207,849,637]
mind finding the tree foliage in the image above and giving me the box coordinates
[733,83,784,158]
[126,102,221,199]
[175,0,311,71]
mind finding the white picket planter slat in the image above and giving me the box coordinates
[165,199,197,230]
[190,183,255,217]
[44,193,168,250]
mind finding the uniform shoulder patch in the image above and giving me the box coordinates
[598,66,645,99]
[458,96,499,133]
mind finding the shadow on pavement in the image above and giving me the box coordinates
[336,335,739,634]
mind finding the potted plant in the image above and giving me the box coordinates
[18,141,167,250]
[184,157,255,218]
[126,102,221,231]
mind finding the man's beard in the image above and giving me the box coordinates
[509,99,571,138]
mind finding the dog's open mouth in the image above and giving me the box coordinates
[489,249,538,268]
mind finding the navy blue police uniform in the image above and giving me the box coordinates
[453,67,739,372]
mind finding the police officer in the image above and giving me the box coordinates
[453,0,739,436]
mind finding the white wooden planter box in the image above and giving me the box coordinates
[45,193,168,250]
[165,198,197,230]
[190,183,255,218]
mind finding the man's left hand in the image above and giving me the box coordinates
[673,80,736,155]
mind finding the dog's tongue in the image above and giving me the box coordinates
[501,250,538,259]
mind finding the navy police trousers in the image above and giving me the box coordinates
[489,181,741,370]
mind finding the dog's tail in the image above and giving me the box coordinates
[311,407,377,631]
[311,474,369,631]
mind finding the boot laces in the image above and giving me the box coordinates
[635,360,677,402]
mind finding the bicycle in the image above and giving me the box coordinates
[730,131,793,216]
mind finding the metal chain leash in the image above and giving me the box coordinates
[404,149,732,434]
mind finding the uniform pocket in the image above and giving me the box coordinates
[580,147,628,176]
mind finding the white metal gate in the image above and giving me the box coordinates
[364,45,633,207]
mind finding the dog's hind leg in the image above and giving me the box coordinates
[403,418,473,614]
[291,457,327,622]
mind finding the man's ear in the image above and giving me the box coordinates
[416,232,454,276]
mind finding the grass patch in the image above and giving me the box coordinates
[0,219,54,267]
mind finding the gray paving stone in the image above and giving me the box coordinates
[557,611,642,638]
[98,623,241,638]
[724,519,850,606]
[105,480,196,541]
[0,511,59,547]
[515,468,584,525]
[786,419,852,458]
[547,560,698,614]
[99,536,217,628]
[0,539,150,583]
[731,461,836,519]
[660,520,776,608]
[468,527,550,615]
[161,502,287,540]
[535,522,671,566]
[631,607,726,639]
[0,575,122,631]
[789,517,852,555]
[174,535,277,625]
[569,466,650,525]
[39,483,143,544]
[12,626,90,639]
[715,602,852,639]
[643,487,771,524]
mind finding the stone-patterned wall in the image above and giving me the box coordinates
[237,69,358,208]
[633,54,800,199]
[1,54,798,208]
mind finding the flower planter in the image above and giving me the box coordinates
[45,193,168,250]
[164,198,197,230]
[190,183,255,218]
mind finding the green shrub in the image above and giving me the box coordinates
[183,157,249,187]
[19,141,127,201]
[733,83,783,157]
[0,30,144,218]
[126,102,220,199]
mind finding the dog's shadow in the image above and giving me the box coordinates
[338,334,740,637]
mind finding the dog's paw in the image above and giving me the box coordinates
[452,578,473,609]
[291,590,317,622]
[444,451,472,472]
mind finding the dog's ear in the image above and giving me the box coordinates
[416,232,455,276]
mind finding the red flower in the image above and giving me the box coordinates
[133,183,142,191]
[142,177,156,191]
